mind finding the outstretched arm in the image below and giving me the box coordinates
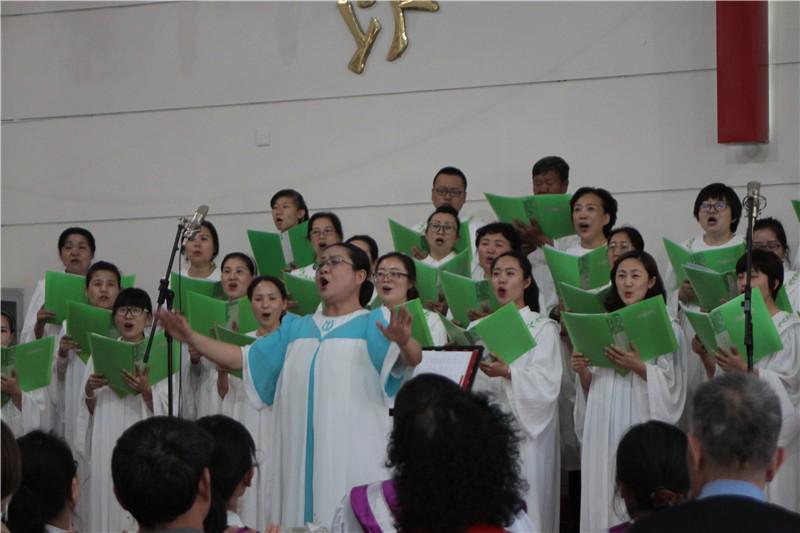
[157,308,244,370]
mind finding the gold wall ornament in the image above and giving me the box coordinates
[338,0,439,74]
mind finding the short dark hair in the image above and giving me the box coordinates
[605,250,666,311]
[615,421,689,517]
[475,222,522,253]
[196,416,257,533]
[58,227,96,254]
[531,156,569,183]
[246,275,288,302]
[6,431,78,533]
[112,416,214,530]
[376,252,420,302]
[307,212,343,242]
[432,166,467,189]
[490,252,540,312]
[426,205,461,235]
[387,374,526,531]
[692,373,781,473]
[735,249,784,299]
[328,242,374,308]
[270,189,309,222]
[221,252,257,276]
[347,235,380,265]
[85,260,122,288]
[570,187,618,238]
[693,183,743,232]
[608,226,645,252]
[1,421,21,500]
[754,217,790,257]
[1,310,17,339]
[112,288,153,315]
[200,220,220,259]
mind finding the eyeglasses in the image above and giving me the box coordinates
[433,187,464,198]
[754,240,783,251]
[700,201,729,212]
[374,270,409,282]
[310,228,338,238]
[313,256,353,271]
[116,306,146,317]
[608,242,633,252]
[427,222,457,234]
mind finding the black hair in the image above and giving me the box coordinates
[85,260,122,288]
[432,166,467,189]
[183,220,220,260]
[531,155,570,183]
[387,374,526,532]
[57,227,96,254]
[475,222,522,254]
[329,243,374,308]
[693,182,743,233]
[1,421,21,501]
[570,187,618,238]
[754,217,790,258]
[346,235,380,266]
[490,252,540,312]
[112,416,214,530]
[426,205,461,235]
[6,431,78,533]
[246,275,288,302]
[221,252,257,276]
[615,421,689,519]
[604,250,667,312]
[608,226,645,252]
[112,288,153,315]
[735,249,784,299]
[376,252,420,302]
[307,212,344,242]
[1,310,17,340]
[196,416,257,533]
[270,188,309,222]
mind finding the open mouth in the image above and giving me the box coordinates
[319,242,329,250]
[275,217,284,226]
[227,282,239,291]
[577,222,590,232]
[707,216,718,226]
[497,287,507,298]
[260,312,272,321]
[623,291,634,300]
[122,321,136,331]
[434,237,445,246]
[380,284,394,295]
[319,276,330,290]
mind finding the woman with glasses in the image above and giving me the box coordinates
[157,242,422,528]
[754,217,799,312]
[289,212,344,280]
[608,226,645,267]
[421,205,461,267]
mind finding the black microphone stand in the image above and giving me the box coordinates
[142,221,186,417]
[742,194,758,373]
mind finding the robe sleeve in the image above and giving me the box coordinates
[19,279,46,344]
[243,321,291,408]
[74,358,95,460]
[501,320,563,439]
[367,309,405,398]
[424,310,448,346]
[572,366,596,445]
[643,321,688,425]
[757,322,800,447]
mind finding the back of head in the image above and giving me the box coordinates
[691,373,781,476]
[6,431,77,533]
[1,422,21,502]
[387,375,526,532]
[112,416,214,531]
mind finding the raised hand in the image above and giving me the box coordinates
[156,308,193,343]
[34,306,57,339]
[377,305,413,346]
[58,335,80,358]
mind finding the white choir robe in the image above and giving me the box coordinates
[470,307,563,533]
[186,350,240,420]
[20,279,62,344]
[242,309,406,528]
[783,268,799,312]
[414,215,486,275]
[289,263,316,281]
[177,264,221,281]
[573,319,688,533]
[1,389,49,437]
[419,251,456,268]
[793,247,800,272]
[75,356,174,533]
[528,234,580,316]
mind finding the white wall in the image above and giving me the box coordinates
[2,1,799,322]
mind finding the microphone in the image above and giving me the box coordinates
[743,181,765,220]
[181,205,209,246]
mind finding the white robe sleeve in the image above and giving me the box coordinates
[424,310,448,346]
[757,321,800,447]
[642,321,688,425]
[74,358,95,460]
[19,279,46,344]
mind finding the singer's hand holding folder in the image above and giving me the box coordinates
[484,193,574,239]
[1,337,55,406]
[471,303,537,365]
[440,272,500,326]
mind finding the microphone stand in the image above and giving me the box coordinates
[742,195,758,373]
[142,221,186,417]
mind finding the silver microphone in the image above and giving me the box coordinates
[181,205,209,246]
[743,181,765,220]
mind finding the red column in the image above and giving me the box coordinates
[716,1,769,144]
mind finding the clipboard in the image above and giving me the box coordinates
[411,345,484,391]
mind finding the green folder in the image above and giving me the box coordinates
[121,274,136,289]
[559,283,611,314]
[792,200,800,222]
[186,291,229,338]
[286,221,315,268]
[412,260,442,304]
[471,303,536,365]
[684,264,738,310]
[396,298,435,347]
[440,248,472,278]
[66,301,115,364]
[563,296,678,373]
[247,229,286,277]
[440,271,500,327]
[284,273,320,316]
[170,272,224,314]
[663,238,745,283]
[684,288,783,365]
[44,271,87,325]
[233,298,260,333]
[775,285,793,313]
[543,245,610,298]
[389,219,428,256]
[438,313,480,346]
[484,193,574,239]
[137,332,181,387]
[213,325,255,379]
[1,337,55,405]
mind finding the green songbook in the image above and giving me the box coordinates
[793,200,800,223]
[396,298,435,347]
[121,274,136,289]
[559,282,611,314]
[44,271,87,325]
[440,271,500,327]
[213,325,255,379]
[284,273,320,316]
[228,298,259,333]
[66,301,115,364]
[389,219,428,256]
[684,264,738,310]
[438,313,480,346]
[247,229,285,277]
[412,260,442,304]
[663,238,745,283]
[286,221,315,268]
[170,272,224,314]
[471,303,536,365]
[776,285,793,314]
[186,291,229,338]
[138,332,181,387]
[684,288,783,365]
[440,248,472,278]
[484,193,574,239]
[1,337,55,405]
[543,245,610,298]
[563,296,678,372]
